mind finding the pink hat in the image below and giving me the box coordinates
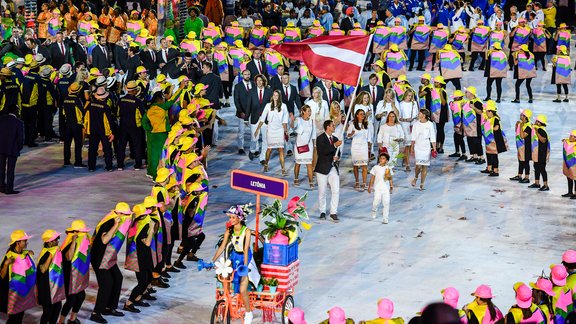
[529,278,555,296]
[514,283,532,308]
[328,306,346,324]
[442,287,460,309]
[377,298,394,319]
[551,264,568,286]
[288,308,307,324]
[563,250,576,263]
[472,285,494,298]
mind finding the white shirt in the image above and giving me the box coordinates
[370,164,393,191]
[305,98,329,134]
[377,123,405,146]
[398,101,418,123]
[237,16,254,28]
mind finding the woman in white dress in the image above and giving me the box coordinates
[292,105,316,188]
[305,86,329,170]
[398,88,419,172]
[351,91,373,124]
[377,110,405,167]
[254,90,289,176]
[375,88,400,126]
[347,109,373,191]
[410,108,437,190]
[330,101,344,138]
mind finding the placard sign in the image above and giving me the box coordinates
[230,170,288,200]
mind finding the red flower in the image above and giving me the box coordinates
[287,196,306,219]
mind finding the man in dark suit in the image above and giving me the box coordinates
[200,61,224,145]
[233,69,254,155]
[125,46,141,83]
[158,37,180,79]
[91,35,111,71]
[314,120,342,222]
[0,105,24,194]
[268,65,284,91]
[9,27,27,57]
[70,35,88,66]
[190,51,205,83]
[114,33,130,74]
[140,38,158,79]
[315,78,340,105]
[246,48,268,81]
[360,73,385,112]
[49,31,71,68]
[246,74,272,161]
[25,39,51,65]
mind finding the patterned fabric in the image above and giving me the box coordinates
[39,246,66,303]
[6,251,37,315]
[62,233,91,294]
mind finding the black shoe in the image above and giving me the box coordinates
[528,99,533,103]
[480,169,491,174]
[475,159,486,165]
[496,99,501,103]
[329,214,339,223]
[74,163,87,168]
[488,172,499,177]
[133,300,150,307]
[509,175,521,181]
[448,152,461,158]
[465,157,476,162]
[148,288,157,294]
[165,266,180,273]
[260,160,266,165]
[105,167,114,172]
[539,185,550,191]
[5,190,20,195]
[238,149,245,155]
[90,313,108,323]
[151,278,170,288]
[528,183,541,188]
[469,68,475,71]
[248,152,254,160]
[571,195,576,200]
[27,143,38,147]
[483,97,491,101]
[319,212,326,220]
[511,99,520,103]
[186,254,200,262]
[519,178,530,183]
[173,260,187,269]
[254,151,260,157]
[553,99,562,103]
[0,187,4,193]
[67,320,81,324]
[123,304,140,313]
[161,271,171,278]
[64,162,72,167]
[437,148,444,154]
[564,98,569,102]
[102,309,124,317]
[142,293,157,301]
[561,193,574,198]
[457,155,467,161]
[286,150,293,157]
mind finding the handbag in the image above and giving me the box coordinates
[296,120,313,154]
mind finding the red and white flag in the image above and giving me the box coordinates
[272,35,372,86]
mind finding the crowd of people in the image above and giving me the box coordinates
[287,249,576,323]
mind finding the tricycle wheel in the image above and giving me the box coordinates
[210,300,230,324]
[281,295,294,324]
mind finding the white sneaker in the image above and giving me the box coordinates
[382,218,389,224]
[371,212,377,219]
[244,311,253,324]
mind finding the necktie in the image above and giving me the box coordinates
[329,135,333,145]
[285,86,289,98]
[151,50,156,61]
[60,43,65,55]
[257,60,261,74]
[328,89,332,103]
[82,46,86,55]
[163,49,167,62]
[33,48,37,55]
[372,87,376,103]
[102,46,107,58]
[246,82,250,90]
[14,39,18,47]
[259,89,263,104]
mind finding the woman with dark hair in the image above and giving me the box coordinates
[347,109,372,191]
[480,101,507,177]
[505,282,546,323]
[377,111,405,167]
[410,108,436,190]
[0,230,36,324]
[254,89,289,176]
[463,285,504,324]
[530,277,555,323]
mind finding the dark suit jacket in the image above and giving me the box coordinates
[140,49,158,79]
[126,54,141,83]
[314,132,339,175]
[10,37,27,57]
[0,113,24,157]
[315,81,340,104]
[91,45,111,70]
[70,41,88,65]
[246,86,273,124]
[246,59,268,80]
[199,72,224,110]
[280,84,301,115]
[269,74,282,92]
[114,43,129,72]
[360,84,384,111]
[26,45,52,65]
[340,16,355,33]
[158,48,180,79]
[49,42,71,68]
[233,80,255,119]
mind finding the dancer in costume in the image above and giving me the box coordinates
[510,110,532,184]
[505,282,546,324]
[463,285,504,324]
[549,264,573,323]
[561,130,576,199]
[361,298,403,323]
[551,45,571,103]
[480,101,507,177]
[463,87,484,163]
[529,115,550,191]
[212,204,259,324]
[38,230,65,324]
[449,90,467,160]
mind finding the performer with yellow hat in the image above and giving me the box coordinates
[480,101,508,177]
[561,130,576,199]
[529,114,550,191]
[510,109,533,184]
[0,230,36,323]
[551,45,570,103]
[37,230,65,324]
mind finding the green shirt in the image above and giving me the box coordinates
[184,17,203,39]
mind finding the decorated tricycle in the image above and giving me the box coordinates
[204,194,310,324]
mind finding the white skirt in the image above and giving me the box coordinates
[295,142,313,165]
[267,127,285,149]
[414,145,431,166]
[400,122,412,143]
[351,142,369,166]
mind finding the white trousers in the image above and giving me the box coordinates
[316,167,340,215]
[212,110,220,146]
[250,124,267,161]
[237,117,246,150]
[372,189,390,221]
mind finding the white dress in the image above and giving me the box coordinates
[377,123,405,166]
[353,103,373,124]
[294,117,316,165]
[411,120,436,166]
[259,103,289,149]
[347,120,373,166]
[398,100,418,143]
[305,99,330,136]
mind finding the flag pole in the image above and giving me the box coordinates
[337,34,374,155]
